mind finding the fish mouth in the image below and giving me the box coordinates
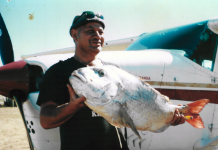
[71,71,87,83]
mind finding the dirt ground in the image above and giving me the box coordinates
[0,107,30,150]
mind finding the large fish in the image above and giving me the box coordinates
[69,65,209,140]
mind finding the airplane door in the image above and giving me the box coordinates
[154,63,177,99]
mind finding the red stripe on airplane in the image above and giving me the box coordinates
[156,88,218,104]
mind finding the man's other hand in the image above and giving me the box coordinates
[170,108,185,126]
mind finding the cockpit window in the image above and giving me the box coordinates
[126,21,218,71]
[190,29,217,71]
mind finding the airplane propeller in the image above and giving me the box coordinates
[0,13,14,65]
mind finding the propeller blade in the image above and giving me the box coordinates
[0,13,14,65]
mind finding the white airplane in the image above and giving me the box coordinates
[1,12,218,149]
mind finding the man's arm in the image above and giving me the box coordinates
[40,84,86,129]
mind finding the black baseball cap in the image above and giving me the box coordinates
[69,11,105,35]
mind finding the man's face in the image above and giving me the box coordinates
[73,22,104,55]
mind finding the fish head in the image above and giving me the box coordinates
[69,65,124,106]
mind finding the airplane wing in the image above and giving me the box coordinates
[21,36,139,59]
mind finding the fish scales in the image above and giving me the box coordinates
[122,84,172,130]
[69,65,209,139]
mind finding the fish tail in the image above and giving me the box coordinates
[184,99,210,128]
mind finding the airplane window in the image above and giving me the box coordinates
[202,60,213,70]
[190,29,217,71]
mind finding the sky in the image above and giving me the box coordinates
[0,0,218,63]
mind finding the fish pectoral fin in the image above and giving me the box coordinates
[113,102,142,141]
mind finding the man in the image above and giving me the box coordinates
[37,11,185,150]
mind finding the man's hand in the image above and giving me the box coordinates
[170,108,185,126]
[67,84,87,111]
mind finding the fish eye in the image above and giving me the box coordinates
[99,69,106,77]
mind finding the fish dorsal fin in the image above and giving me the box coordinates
[111,102,142,141]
